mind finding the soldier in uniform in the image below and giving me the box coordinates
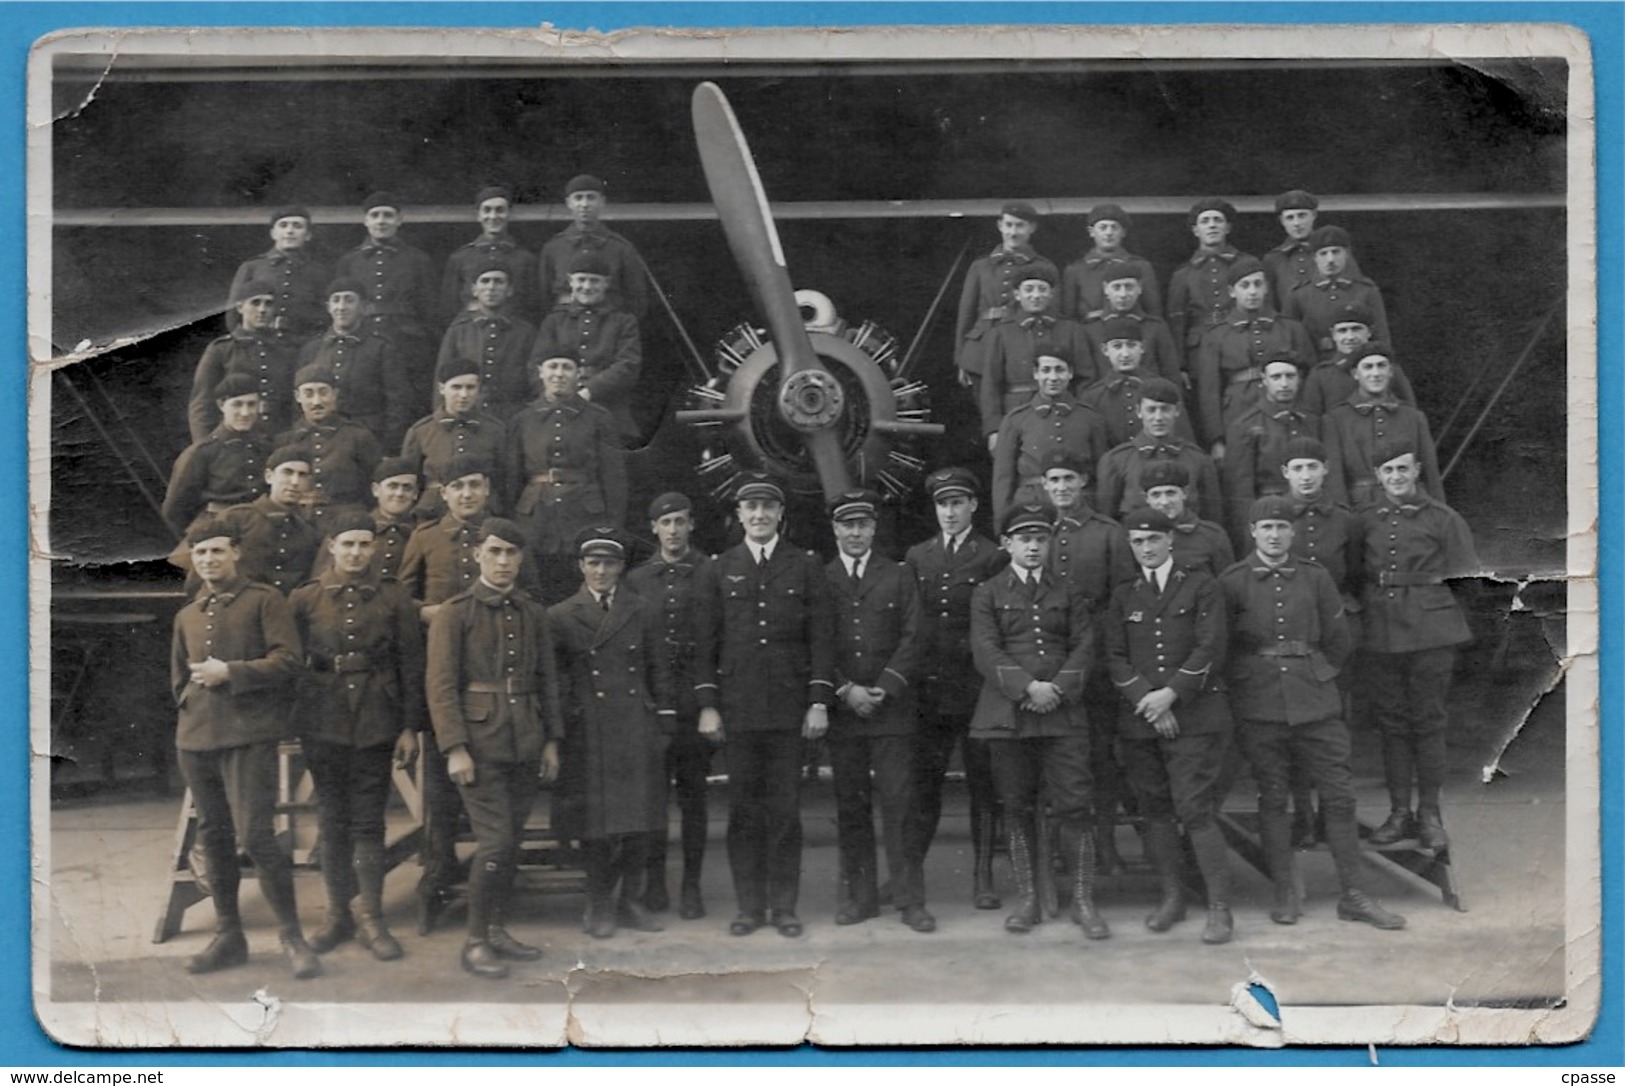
[401,357,508,520]
[162,373,273,536]
[298,277,412,446]
[1300,302,1417,418]
[980,266,1092,443]
[953,201,1058,390]
[335,192,439,410]
[1103,508,1234,944]
[441,185,536,321]
[1077,265,1181,386]
[426,518,563,979]
[1219,496,1405,929]
[1140,459,1236,579]
[626,492,713,920]
[990,347,1111,524]
[534,251,644,445]
[1166,198,1254,376]
[550,526,672,939]
[1261,190,1365,306]
[189,278,301,442]
[288,511,425,961]
[823,490,933,933]
[504,353,627,603]
[435,262,537,423]
[537,173,649,321]
[363,458,421,582]
[902,467,1007,910]
[1324,348,1443,510]
[276,363,383,530]
[1078,317,1197,449]
[1221,354,1326,547]
[969,503,1107,940]
[691,473,837,938]
[206,445,320,597]
[169,517,317,978]
[1359,440,1478,850]
[226,205,330,344]
[1060,203,1164,319]
[1284,225,1392,363]
[1191,255,1313,456]
[1096,377,1223,525]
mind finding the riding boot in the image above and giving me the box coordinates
[1258,811,1300,925]
[258,852,321,979]
[308,854,356,954]
[1380,733,1415,816]
[1141,819,1188,932]
[1003,817,1041,934]
[186,842,248,974]
[1188,822,1233,944]
[1064,819,1110,940]
[970,806,1001,910]
[353,839,402,961]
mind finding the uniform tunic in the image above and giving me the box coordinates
[1263,240,1362,308]
[979,314,1093,436]
[275,417,382,512]
[161,423,273,535]
[537,224,649,320]
[550,586,671,837]
[1192,309,1315,447]
[1218,555,1350,726]
[1358,493,1477,654]
[1288,494,1364,598]
[215,497,320,596]
[399,409,508,516]
[1096,436,1223,525]
[534,303,643,441]
[436,312,537,422]
[227,248,331,342]
[335,238,439,404]
[903,532,1009,717]
[440,234,537,322]
[170,575,301,752]
[968,569,1093,740]
[1220,401,1328,543]
[1166,245,1253,359]
[503,398,627,556]
[1077,372,1197,449]
[1284,276,1392,363]
[297,329,409,444]
[1047,507,1135,614]
[1104,564,1229,738]
[1300,356,1418,419]
[990,394,1111,523]
[188,330,301,442]
[625,551,709,721]
[1323,395,1443,510]
[954,245,1059,380]
[398,513,485,607]
[1059,249,1164,319]
[1169,512,1236,579]
[1079,309,1182,384]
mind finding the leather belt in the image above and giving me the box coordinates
[1227,366,1263,386]
[1253,641,1315,658]
[1378,571,1445,587]
[531,469,587,486]
[983,305,1008,321]
[466,679,538,694]
[308,650,390,674]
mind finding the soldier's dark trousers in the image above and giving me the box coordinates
[305,738,394,907]
[1366,647,1455,811]
[178,742,303,935]
[418,739,464,899]
[725,732,803,918]
[986,733,1094,822]
[1117,731,1232,901]
[455,758,541,937]
[907,714,998,860]
[1239,718,1368,890]
[829,732,923,911]
[649,727,712,891]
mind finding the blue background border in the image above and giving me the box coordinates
[8,1,1619,1067]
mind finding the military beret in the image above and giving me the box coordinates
[564,174,606,198]
[479,517,527,549]
[325,276,366,299]
[568,251,612,277]
[440,454,493,483]
[435,355,481,384]
[1138,376,1182,405]
[648,491,692,520]
[829,488,881,523]
[925,466,978,501]
[1001,201,1040,223]
[1329,301,1375,328]
[1353,343,1394,365]
[1274,189,1319,213]
[1098,261,1142,284]
[1309,224,1353,252]
[230,278,278,305]
[1373,436,1419,468]
[1186,197,1237,225]
[1249,495,1297,525]
[1100,316,1144,343]
[475,185,512,205]
[1227,255,1268,285]
[324,510,377,540]
[1087,203,1131,228]
[1015,264,1056,287]
[1121,507,1176,534]
[361,191,401,213]
[575,525,628,559]
[185,516,241,547]
[213,373,260,403]
[268,205,312,225]
[470,259,512,281]
[1032,346,1074,369]
[266,444,313,470]
[1038,448,1088,478]
[1282,436,1329,465]
[372,456,420,485]
[1001,503,1056,536]
[1261,348,1302,369]
[293,363,337,389]
[1140,460,1191,491]
[734,472,784,505]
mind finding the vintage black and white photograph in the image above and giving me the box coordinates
[29,23,1598,1047]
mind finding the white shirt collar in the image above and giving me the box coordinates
[1145,557,1175,590]
[749,535,779,564]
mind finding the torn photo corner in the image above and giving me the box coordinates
[29,22,1598,1048]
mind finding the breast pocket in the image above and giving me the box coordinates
[460,695,493,723]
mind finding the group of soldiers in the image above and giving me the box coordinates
[162,179,1478,981]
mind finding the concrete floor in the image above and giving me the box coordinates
[36,666,1576,1049]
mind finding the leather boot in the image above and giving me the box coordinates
[307,899,355,955]
[1189,823,1233,945]
[1416,806,1449,851]
[616,836,665,932]
[280,931,323,979]
[461,939,509,979]
[1066,821,1110,941]
[187,843,248,974]
[186,927,249,974]
[971,807,1001,910]
[1368,808,1416,846]
[1337,889,1406,930]
[1003,818,1041,934]
[1094,820,1125,877]
[1141,819,1188,932]
[256,850,320,977]
[1258,811,1300,925]
[353,840,402,961]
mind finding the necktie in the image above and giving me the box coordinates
[600,593,611,612]
[850,560,863,587]
[947,536,958,558]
